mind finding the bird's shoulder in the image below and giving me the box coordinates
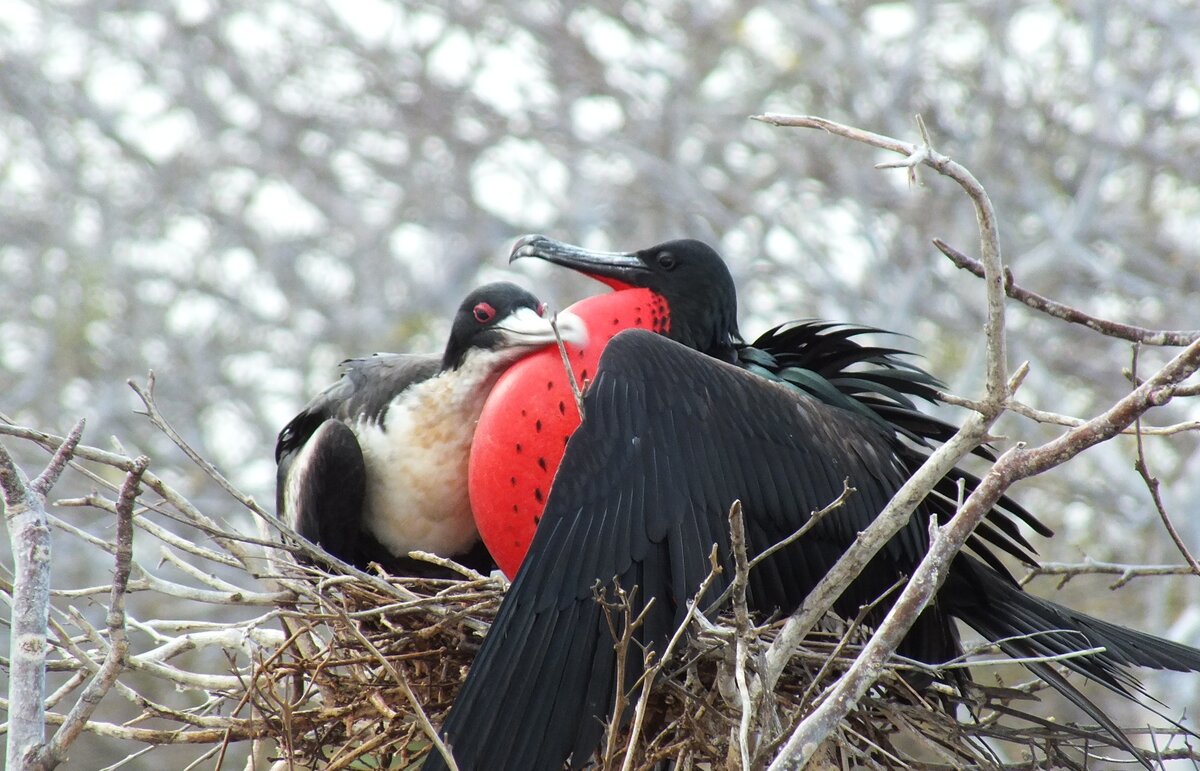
[275,352,442,462]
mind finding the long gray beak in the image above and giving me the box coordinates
[510,235,646,285]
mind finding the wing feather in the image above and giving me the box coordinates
[429,331,937,770]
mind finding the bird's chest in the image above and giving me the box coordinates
[354,376,489,557]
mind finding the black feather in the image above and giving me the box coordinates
[429,331,1200,771]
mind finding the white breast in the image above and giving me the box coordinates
[351,348,514,558]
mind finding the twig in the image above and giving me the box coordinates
[601,584,653,769]
[1129,347,1200,576]
[34,456,147,768]
[933,239,1199,347]
[405,551,485,581]
[749,480,854,574]
[3,418,84,770]
[1022,560,1199,590]
[57,493,243,568]
[999,398,1196,437]
[549,312,586,417]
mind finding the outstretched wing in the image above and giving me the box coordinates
[430,330,956,771]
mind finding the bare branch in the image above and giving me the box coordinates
[772,332,1200,768]
[728,501,755,770]
[1130,350,1200,576]
[757,114,1014,709]
[27,421,85,500]
[3,419,84,770]
[934,239,1200,347]
[34,456,147,768]
[1023,560,1200,590]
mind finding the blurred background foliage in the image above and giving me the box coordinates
[2,0,1199,764]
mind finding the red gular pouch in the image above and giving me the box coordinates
[468,287,668,577]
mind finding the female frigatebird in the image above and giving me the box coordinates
[432,238,1200,770]
[275,281,585,576]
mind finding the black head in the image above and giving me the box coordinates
[441,281,586,371]
[510,235,741,359]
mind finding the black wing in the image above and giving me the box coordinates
[745,321,1052,574]
[431,330,1200,770]
[274,353,442,571]
[429,330,961,771]
[276,419,367,560]
[275,352,442,466]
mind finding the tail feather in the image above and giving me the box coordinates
[1024,662,1151,767]
[951,556,1200,679]
[947,554,1200,767]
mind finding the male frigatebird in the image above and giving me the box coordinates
[275,281,585,576]
[470,236,1046,579]
[429,238,1200,770]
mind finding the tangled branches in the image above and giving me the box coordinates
[1,404,1198,769]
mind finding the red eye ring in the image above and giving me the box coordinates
[536,302,548,318]
[473,302,496,323]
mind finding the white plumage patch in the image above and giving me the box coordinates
[352,345,537,558]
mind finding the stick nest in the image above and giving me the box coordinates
[3,415,1196,770]
[249,564,1191,770]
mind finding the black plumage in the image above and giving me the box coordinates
[431,332,1200,770]
[424,238,1200,770]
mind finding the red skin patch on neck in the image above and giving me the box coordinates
[469,288,668,577]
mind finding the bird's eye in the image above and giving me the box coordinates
[657,252,676,270]
[536,302,548,318]
[473,303,497,323]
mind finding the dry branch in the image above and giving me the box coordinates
[32,456,145,769]
[755,113,1200,768]
[0,403,1197,769]
[3,419,84,770]
[934,238,1200,347]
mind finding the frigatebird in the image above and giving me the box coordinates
[275,281,585,576]
[429,238,1200,770]
[470,236,1046,580]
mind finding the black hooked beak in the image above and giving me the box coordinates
[510,235,647,289]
